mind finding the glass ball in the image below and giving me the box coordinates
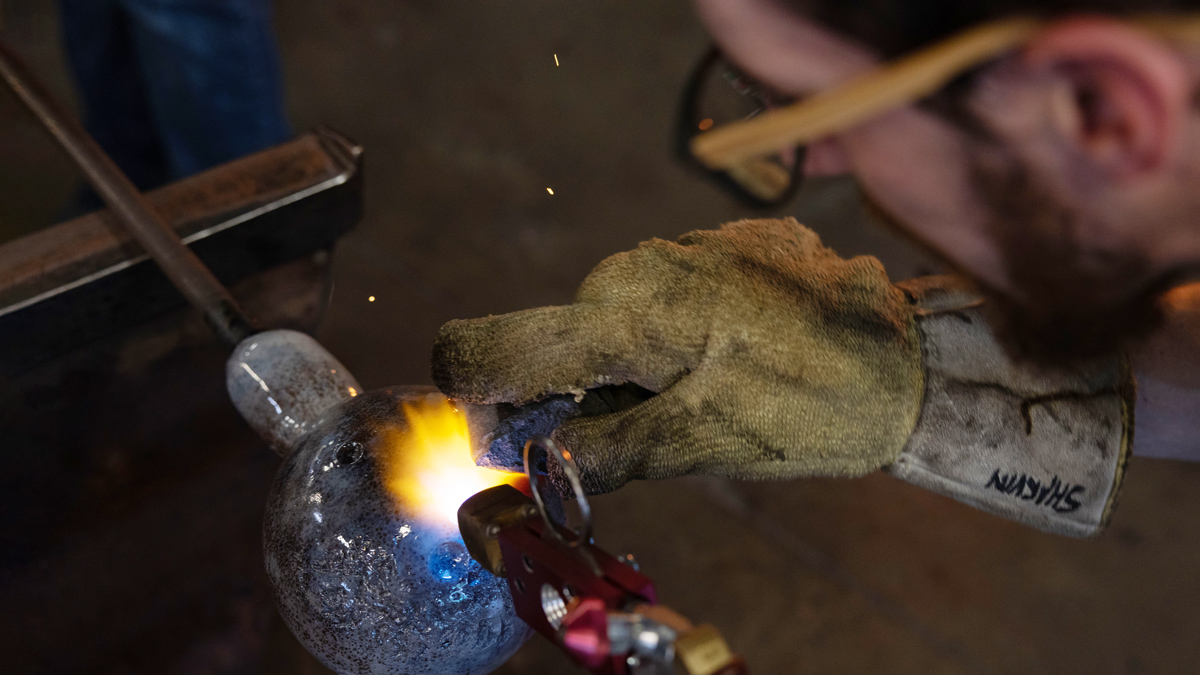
[264,386,531,674]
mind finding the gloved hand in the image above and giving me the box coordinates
[435,218,1136,538]
[432,218,925,494]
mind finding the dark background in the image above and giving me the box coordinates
[2,1,1199,674]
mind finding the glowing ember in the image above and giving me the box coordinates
[383,396,519,526]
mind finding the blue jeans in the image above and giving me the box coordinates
[58,0,291,191]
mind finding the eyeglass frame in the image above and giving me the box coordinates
[675,47,806,208]
[685,14,1200,190]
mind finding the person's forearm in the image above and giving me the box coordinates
[1132,283,1200,460]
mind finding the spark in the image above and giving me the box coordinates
[554,53,559,66]
[348,387,358,397]
[546,187,554,195]
[698,118,714,131]
[368,295,376,302]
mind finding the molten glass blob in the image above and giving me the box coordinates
[263,386,531,675]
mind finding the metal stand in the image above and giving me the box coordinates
[0,39,254,346]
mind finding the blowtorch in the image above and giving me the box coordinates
[458,434,749,675]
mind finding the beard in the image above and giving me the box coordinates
[966,144,1168,366]
[861,140,1168,367]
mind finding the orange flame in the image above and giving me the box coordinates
[382,395,520,528]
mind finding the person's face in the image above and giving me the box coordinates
[691,0,1200,361]
[692,0,1007,289]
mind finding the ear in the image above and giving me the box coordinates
[691,0,877,95]
[1021,17,1192,177]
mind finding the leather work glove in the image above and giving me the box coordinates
[433,219,1135,537]
[435,218,923,485]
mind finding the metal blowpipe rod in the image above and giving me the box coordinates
[0,40,254,347]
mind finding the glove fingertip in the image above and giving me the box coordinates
[430,319,482,400]
[433,307,607,404]
[551,421,629,495]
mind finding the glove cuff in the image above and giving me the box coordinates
[885,276,1135,538]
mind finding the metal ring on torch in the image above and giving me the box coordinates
[523,435,594,549]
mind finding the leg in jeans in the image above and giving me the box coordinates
[121,0,292,179]
[58,0,171,191]
[56,0,291,189]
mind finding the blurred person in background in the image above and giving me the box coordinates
[58,0,289,205]
[433,0,1200,539]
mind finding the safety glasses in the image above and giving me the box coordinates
[681,15,1200,207]
[677,48,804,207]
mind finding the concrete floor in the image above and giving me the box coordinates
[3,1,1200,674]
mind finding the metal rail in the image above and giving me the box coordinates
[0,39,254,347]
